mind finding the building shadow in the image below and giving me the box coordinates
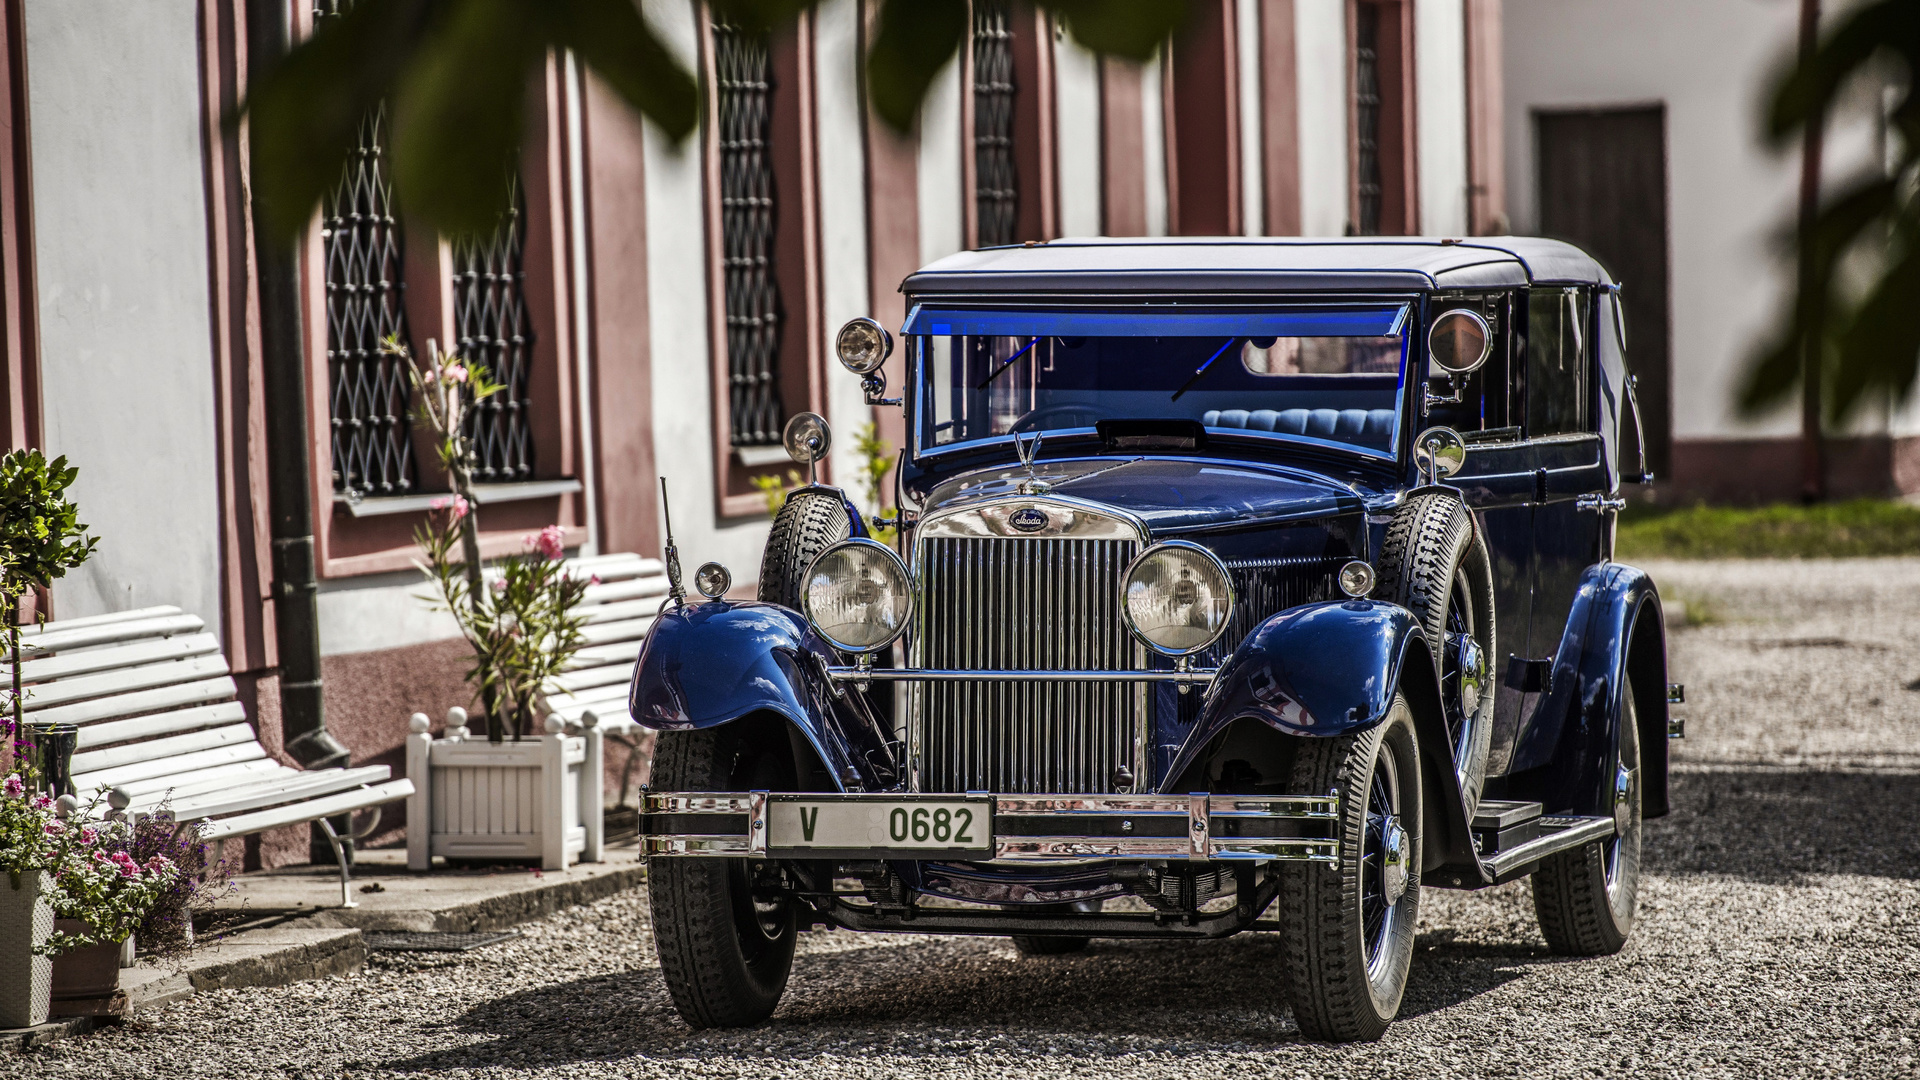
[1650,766,1920,882]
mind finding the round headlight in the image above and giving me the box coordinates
[693,561,732,600]
[802,539,912,653]
[1337,560,1376,598]
[1121,541,1235,656]
[835,317,893,375]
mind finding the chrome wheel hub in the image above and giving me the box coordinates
[1380,817,1411,905]
[1613,761,1636,837]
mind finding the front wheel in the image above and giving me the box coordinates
[1532,675,1642,955]
[649,729,798,1027]
[1277,696,1422,1042]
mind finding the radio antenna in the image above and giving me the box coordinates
[660,477,685,607]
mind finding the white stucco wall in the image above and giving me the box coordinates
[26,0,223,629]
[1236,0,1265,236]
[1054,32,1104,238]
[1502,0,1889,442]
[1413,0,1469,236]
[919,56,965,264]
[1294,0,1349,237]
[1141,52,1169,237]
[642,0,768,580]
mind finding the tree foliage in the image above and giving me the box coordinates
[1743,1,1920,424]
[243,0,1190,238]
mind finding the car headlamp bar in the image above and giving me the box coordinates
[821,666,1219,685]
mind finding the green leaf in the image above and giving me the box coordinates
[546,0,698,140]
[1046,0,1188,61]
[866,0,968,134]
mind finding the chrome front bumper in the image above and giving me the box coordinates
[641,791,1341,864]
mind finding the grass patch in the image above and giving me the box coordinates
[1616,499,1920,559]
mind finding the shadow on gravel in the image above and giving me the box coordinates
[1651,767,1920,882]
[379,929,1539,1070]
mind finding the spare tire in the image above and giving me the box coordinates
[758,490,851,610]
[1374,492,1496,816]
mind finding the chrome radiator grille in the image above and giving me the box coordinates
[913,536,1144,794]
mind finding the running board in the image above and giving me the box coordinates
[1480,815,1616,881]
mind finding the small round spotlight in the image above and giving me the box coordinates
[835,317,893,375]
[694,561,733,600]
[1338,560,1377,599]
[782,412,833,465]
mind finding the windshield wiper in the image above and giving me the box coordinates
[975,337,1040,389]
[1169,338,1240,402]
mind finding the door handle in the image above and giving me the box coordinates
[1575,494,1627,513]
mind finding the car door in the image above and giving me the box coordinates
[1514,286,1608,771]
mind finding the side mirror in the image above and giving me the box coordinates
[1413,426,1468,484]
[783,412,832,487]
[1428,309,1491,378]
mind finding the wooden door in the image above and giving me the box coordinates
[1535,107,1671,478]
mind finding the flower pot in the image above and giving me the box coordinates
[0,870,53,1029]
[49,920,121,1004]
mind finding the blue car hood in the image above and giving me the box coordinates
[922,456,1364,533]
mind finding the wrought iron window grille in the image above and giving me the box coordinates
[972,0,1018,249]
[714,19,785,448]
[1353,3,1384,237]
[322,99,419,498]
[451,179,537,482]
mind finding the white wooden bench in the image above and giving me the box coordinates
[13,605,413,907]
[539,552,669,735]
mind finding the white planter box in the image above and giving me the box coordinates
[0,870,53,1029]
[405,714,604,872]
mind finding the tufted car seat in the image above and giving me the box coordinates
[1202,408,1397,448]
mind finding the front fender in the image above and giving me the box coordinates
[627,600,896,791]
[1504,563,1669,818]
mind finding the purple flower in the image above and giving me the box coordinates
[2,774,21,798]
[30,794,52,810]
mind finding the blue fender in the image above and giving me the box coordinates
[1503,563,1669,818]
[1162,599,1480,871]
[626,600,896,792]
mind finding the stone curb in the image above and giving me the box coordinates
[298,862,648,933]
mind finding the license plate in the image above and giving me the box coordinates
[768,798,993,855]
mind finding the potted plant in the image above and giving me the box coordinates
[0,775,59,1028]
[0,450,96,784]
[392,339,603,871]
[38,804,180,1014]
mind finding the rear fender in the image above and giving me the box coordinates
[1165,600,1479,871]
[1503,564,1670,818]
[627,600,896,791]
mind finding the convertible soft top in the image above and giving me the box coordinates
[902,236,1610,295]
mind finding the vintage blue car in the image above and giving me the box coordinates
[631,237,1679,1041]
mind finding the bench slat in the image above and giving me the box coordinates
[15,614,206,655]
[69,723,257,776]
[580,615,657,646]
[11,633,222,685]
[105,759,291,802]
[548,663,635,693]
[198,779,415,841]
[22,675,237,727]
[22,606,184,637]
[583,709,643,734]
[74,740,267,792]
[563,639,644,671]
[75,701,249,750]
[578,597,670,626]
[21,655,232,712]
[162,766,393,822]
[579,575,669,606]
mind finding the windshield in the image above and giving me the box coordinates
[910,307,1410,459]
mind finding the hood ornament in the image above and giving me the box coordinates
[1015,431,1051,495]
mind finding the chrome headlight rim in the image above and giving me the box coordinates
[834,316,893,375]
[1119,540,1237,658]
[801,537,914,654]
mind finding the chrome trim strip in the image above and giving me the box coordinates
[1188,792,1210,860]
[644,793,757,814]
[916,493,1151,542]
[747,790,769,857]
[643,836,753,856]
[1481,815,1615,878]
[829,666,1218,684]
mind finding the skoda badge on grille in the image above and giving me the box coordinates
[1009,506,1050,533]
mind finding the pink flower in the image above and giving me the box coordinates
[491,578,508,592]
[30,795,52,810]
[80,826,97,844]
[526,524,566,562]
[43,822,63,836]
[443,363,468,384]
[589,574,602,586]
[430,495,472,519]
[92,849,110,863]
[2,775,22,798]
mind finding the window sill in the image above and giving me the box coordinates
[333,479,585,518]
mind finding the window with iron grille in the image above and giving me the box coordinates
[451,178,536,481]
[972,1,1017,248]
[322,100,418,497]
[1353,3,1384,236]
[714,20,784,447]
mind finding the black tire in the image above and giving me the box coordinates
[1375,492,1495,815]
[1278,697,1422,1042]
[1532,675,1642,956]
[648,728,798,1028]
[758,490,851,610]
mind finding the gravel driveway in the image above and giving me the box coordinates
[11,559,1919,1078]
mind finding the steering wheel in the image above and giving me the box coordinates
[1009,403,1111,433]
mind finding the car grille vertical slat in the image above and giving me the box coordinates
[917,535,1143,794]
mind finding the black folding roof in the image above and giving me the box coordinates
[901,236,1610,295]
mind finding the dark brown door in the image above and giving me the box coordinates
[1535,107,1671,478]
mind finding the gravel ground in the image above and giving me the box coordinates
[11,558,1918,1078]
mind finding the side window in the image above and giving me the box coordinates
[1526,287,1591,436]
